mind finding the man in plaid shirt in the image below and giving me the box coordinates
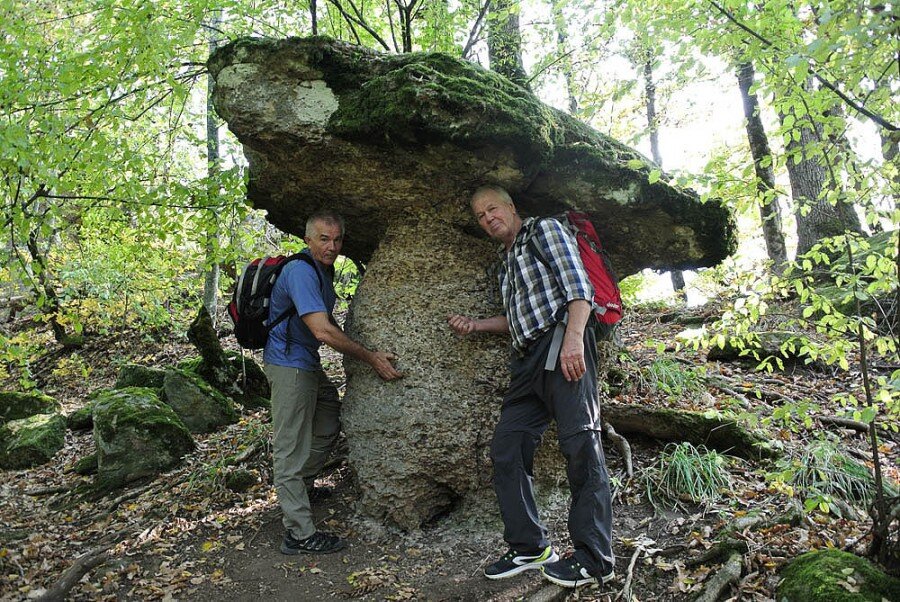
[448,185,615,589]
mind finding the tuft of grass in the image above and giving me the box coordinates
[644,442,733,510]
[643,357,706,400]
[774,439,899,515]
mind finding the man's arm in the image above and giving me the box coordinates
[302,312,402,381]
[447,314,509,336]
[559,299,591,382]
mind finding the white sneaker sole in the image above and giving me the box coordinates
[543,569,614,589]
[484,551,560,580]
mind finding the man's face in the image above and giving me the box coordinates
[305,219,343,266]
[472,193,518,244]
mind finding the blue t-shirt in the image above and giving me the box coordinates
[263,251,336,370]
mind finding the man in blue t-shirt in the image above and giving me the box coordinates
[264,211,402,555]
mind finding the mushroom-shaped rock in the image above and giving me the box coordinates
[209,36,736,529]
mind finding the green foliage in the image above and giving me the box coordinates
[771,439,898,516]
[644,442,733,510]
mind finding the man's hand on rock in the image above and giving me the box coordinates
[447,314,477,336]
[370,351,402,381]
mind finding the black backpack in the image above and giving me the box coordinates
[227,253,323,350]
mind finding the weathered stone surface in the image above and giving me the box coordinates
[343,218,507,528]
[208,36,736,276]
[0,390,60,424]
[209,36,738,529]
[114,364,166,391]
[778,549,900,601]
[0,413,66,469]
[92,388,194,490]
[162,369,239,434]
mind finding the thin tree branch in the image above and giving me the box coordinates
[461,0,492,58]
[708,0,898,131]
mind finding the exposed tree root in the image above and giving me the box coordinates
[604,421,633,477]
[603,404,777,460]
[36,545,113,602]
[693,551,742,602]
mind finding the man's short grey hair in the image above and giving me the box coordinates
[471,185,514,209]
[305,211,345,238]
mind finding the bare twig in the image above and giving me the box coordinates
[618,545,643,601]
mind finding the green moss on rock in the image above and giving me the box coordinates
[72,452,98,475]
[0,391,60,424]
[66,401,95,431]
[329,55,557,173]
[162,369,238,433]
[0,413,66,469]
[92,388,194,491]
[778,549,900,601]
[114,364,166,390]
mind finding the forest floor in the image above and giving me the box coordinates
[0,302,897,601]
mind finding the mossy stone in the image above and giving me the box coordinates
[177,356,203,373]
[224,468,257,493]
[66,401,95,431]
[114,364,166,390]
[0,413,66,469]
[92,387,195,491]
[778,549,900,601]
[162,369,239,433]
[72,452,98,475]
[0,391,60,424]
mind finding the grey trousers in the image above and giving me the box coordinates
[264,364,341,540]
[491,325,615,578]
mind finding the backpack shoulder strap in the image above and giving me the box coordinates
[526,217,552,268]
[267,253,320,331]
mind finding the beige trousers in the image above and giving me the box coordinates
[264,364,341,539]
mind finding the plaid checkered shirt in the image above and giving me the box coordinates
[498,217,594,354]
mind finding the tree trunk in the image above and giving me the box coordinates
[643,57,685,294]
[203,12,222,326]
[782,79,862,256]
[550,0,577,115]
[487,0,529,89]
[736,62,788,267]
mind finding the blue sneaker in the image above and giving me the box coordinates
[484,546,559,579]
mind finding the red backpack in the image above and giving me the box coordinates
[531,211,623,328]
[227,253,321,350]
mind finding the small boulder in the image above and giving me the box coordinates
[114,364,166,390]
[162,369,239,433]
[66,401,95,431]
[0,413,66,469]
[0,391,60,424]
[93,388,195,490]
[778,549,900,601]
[224,468,257,493]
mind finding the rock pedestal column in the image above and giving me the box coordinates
[342,213,511,529]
